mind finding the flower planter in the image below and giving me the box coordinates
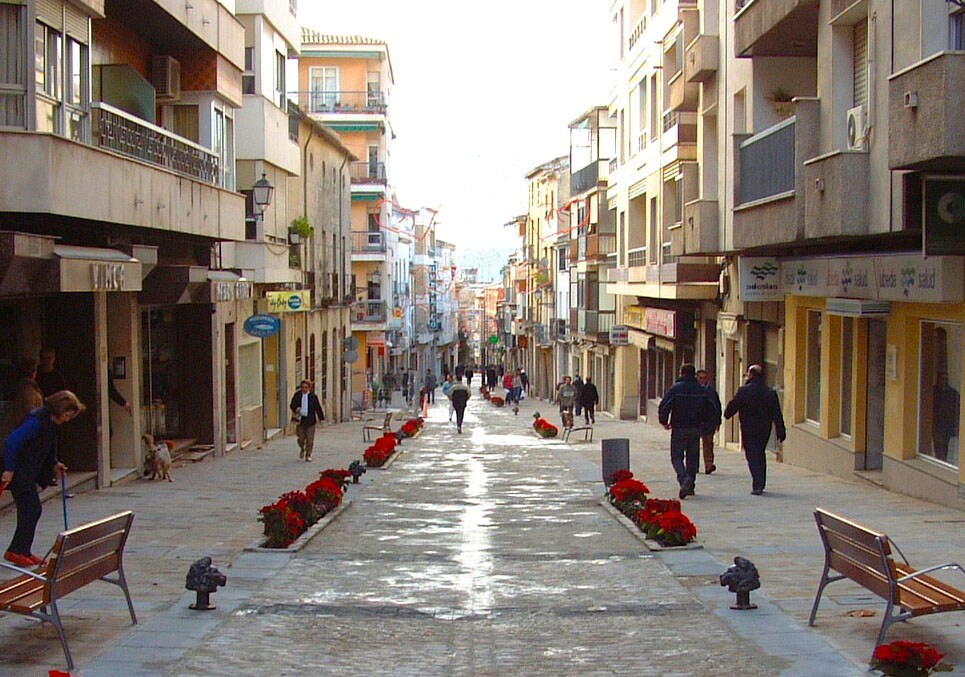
[366,448,403,470]
[247,499,352,552]
[599,498,702,551]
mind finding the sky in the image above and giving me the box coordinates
[298,1,614,278]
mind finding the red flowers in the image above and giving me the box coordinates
[320,468,352,488]
[609,469,634,484]
[399,417,424,438]
[365,433,399,467]
[608,478,650,505]
[871,640,952,676]
[258,472,346,548]
[533,418,559,438]
[653,511,698,546]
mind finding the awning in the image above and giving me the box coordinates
[0,231,58,297]
[139,266,209,305]
[628,329,654,349]
[55,245,141,292]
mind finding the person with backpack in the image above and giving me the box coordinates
[450,376,471,434]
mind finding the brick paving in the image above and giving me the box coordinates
[0,385,962,674]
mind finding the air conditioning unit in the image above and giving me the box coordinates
[152,56,181,102]
[846,105,867,150]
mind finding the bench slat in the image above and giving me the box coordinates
[823,529,886,571]
[894,564,965,615]
[0,575,45,611]
[58,513,133,548]
[58,531,126,571]
[827,551,894,600]
[50,554,120,601]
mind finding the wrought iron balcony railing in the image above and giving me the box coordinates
[352,231,387,253]
[290,90,387,115]
[350,161,387,184]
[354,300,387,323]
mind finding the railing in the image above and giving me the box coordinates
[627,247,647,267]
[638,131,647,152]
[578,310,617,336]
[662,110,679,133]
[628,14,647,51]
[91,102,220,186]
[354,300,386,323]
[289,90,387,115]
[570,160,600,195]
[608,157,618,174]
[738,117,795,204]
[350,161,386,183]
[352,230,387,253]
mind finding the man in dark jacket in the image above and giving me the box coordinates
[696,369,722,474]
[289,379,325,462]
[724,364,786,495]
[579,376,599,424]
[450,376,471,434]
[573,376,584,417]
[658,364,715,499]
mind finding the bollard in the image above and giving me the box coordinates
[601,439,630,487]
[720,557,760,610]
[186,556,227,611]
[349,460,367,484]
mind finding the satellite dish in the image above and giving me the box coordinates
[344,336,360,351]
[344,349,359,364]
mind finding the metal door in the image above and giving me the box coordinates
[865,319,886,469]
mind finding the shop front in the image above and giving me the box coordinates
[781,253,965,508]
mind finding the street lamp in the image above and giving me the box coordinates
[252,173,274,213]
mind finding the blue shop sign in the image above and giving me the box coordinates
[244,314,281,338]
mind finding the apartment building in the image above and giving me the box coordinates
[0,0,248,486]
[296,30,400,406]
[695,0,965,507]
[567,107,619,412]
[522,156,569,401]
[606,0,721,424]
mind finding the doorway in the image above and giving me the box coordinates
[864,319,886,469]
[726,339,741,444]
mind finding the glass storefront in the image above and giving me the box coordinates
[918,320,962,467]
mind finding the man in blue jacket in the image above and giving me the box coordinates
[658,364,715,499]
[724,364,786,495]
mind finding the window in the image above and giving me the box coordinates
[243,47,255,95]
[853,20,869,108]
[806,310,823,422]
[918,321,962,467]
[649,196,658,264]
[649,75,658,141]
[0,4,25,128]
[170,104,199,143]
[309,334,316,386]
[274,51,286,108]
[366,70,381,108]
[309,66,338,111]
[558,246,567,271]
[840,317,854,437]
[950,10,964,50]
[65,38,88,140]
[35,22,62,133]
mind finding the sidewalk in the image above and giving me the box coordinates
[0,411,403,676]
[515,389,965,673]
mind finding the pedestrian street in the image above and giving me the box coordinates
[171,396,814,676]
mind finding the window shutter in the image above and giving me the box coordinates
[853,20,869,108]
[65,3,88,44]
[36,0,62,30]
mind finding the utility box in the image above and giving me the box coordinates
[601,438,630,487]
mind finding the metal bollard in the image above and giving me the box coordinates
[186,556,227,611]
[601,438,630,487]
[349,460,367,484]
[720,557,760,610]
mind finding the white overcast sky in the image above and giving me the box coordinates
[298,1,614,259]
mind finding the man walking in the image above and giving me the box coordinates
[519,369,529,394]
[573,375,584,418]
[401,369,411,407]
[442,374,454,421]
[724,365,786,495]
[658,364,715,500]
[696,369,723,474]
[556,376,577,429]
[289,379,325,462]
[579,376,600,424]
[450,376,471,434]
[424,369,437,405]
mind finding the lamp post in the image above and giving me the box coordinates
[250,172,274,242]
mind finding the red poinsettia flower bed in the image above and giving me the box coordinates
[320,468,353,488]
[609,469,634,484]
[399,417,425,438]
[871,640,952,676]
[652,511,698,547]
[364,432,399,467]
[605,471,697,547]
[258,469,348,548]
[490,396,505,407]
[533,418,559,438]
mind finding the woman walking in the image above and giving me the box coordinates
[2,390,83,567]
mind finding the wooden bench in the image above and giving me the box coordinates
[810,509,965,652]
[363,412,394,442]
[0,511,137,671]
[563,425,594,443]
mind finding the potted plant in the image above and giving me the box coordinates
[870,641,952,676]
[289,215,314,244]
[769,88,795,119]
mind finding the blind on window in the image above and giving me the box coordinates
[36,0,62,30]
[853,20,869,108]
[65,3,88,44]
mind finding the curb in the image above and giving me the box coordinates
[598,498,703,551]
[245,498,352,553]
[368,448,404,471]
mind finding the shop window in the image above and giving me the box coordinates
[238,342,261,410]
[918,321,962,467]
[806,310,822,423]
[840,318,854,437]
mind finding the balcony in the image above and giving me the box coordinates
[0,129,243,241]
[223,240,302,284]
[669,72,699,112]
[577,310,616,342]
[235,0,299,52]
[673,199,719,255]
[685,34,719,83]
[803,151,870,239]
[734,0,819,58]
[291,90,387,116]
[535,324,552,347]
[888,53,965,172]
[579,233,618,261]
[351,231,387,261]
[350,161,387,184]
[92,103,220,185]
[605,263,719,300]
[353,300,387,325]
[571,160,607,196]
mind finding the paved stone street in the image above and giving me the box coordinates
[1,388,964,675]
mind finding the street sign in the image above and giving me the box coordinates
[609,325,630,346]
[243,314,280,338]
[344,349,359,364]
[489,335,499,345]
[265,290,310,313]
[344,336,360,350]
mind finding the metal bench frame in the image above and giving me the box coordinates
[363,412,394,442]
[563,425,594,443]
[0,511,137,671]
[810,508,965,653]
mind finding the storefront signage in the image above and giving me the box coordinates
[645,308,676,339]
[781,258,830,296]
[266,290,310,313]
[368,331,386,347]
[826,258,876,299]
[609,325,630,346]
[874,254,963,303]
[243,314,281,338]
[738,258,782,302]
[212,280,253,303]
[393,306,404,319]
[59,258,141,292]
[623,306,647,329]
[923,176,965,256]
[90,263,126,291]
